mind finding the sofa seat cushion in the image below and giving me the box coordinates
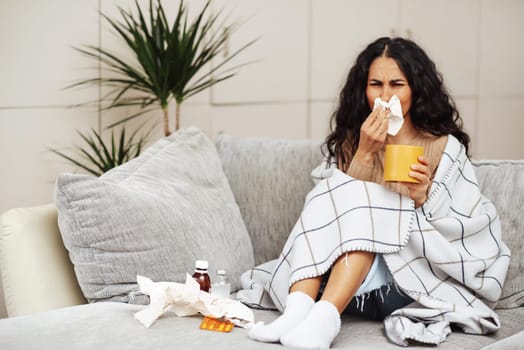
[0,302,522,349]
[55,127,254,303]
[0,303,283,350]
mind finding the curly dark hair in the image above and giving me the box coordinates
[324,37,470,168]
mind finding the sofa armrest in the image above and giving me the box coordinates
[0,204,86,317]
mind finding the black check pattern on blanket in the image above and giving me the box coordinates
[266,171,415,311]
[382,137,511,345]
[236,135,511,346]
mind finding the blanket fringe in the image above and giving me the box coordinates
[355,282,396,312]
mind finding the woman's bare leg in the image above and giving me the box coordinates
[249,251,375,346]
[321,251,375,312]
[280,251,375,349]
[290,275,322,299]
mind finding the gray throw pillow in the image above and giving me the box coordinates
[55,127,254,303]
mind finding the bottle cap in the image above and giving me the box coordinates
[195,260,209,270]
[216,269,227,276]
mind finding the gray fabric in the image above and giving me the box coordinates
[0,302,521,349]
[481,330,524,350]
[55,127,254,303]
[215,134,323,265]
[472,160,524,309]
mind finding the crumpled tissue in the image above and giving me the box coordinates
[373,95,404,136]
[134,274,254,329]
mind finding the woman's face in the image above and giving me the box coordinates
[366,56,412,118]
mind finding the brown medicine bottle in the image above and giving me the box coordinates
[192,260,211,292]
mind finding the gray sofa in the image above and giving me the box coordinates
[0,133,523,349]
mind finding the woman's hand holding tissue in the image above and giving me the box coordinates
[354,106,390,166]
[354,95,405,168]
[133,275,254,329]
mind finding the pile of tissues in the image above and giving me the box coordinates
[133,274,254,329]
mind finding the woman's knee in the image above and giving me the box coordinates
[335,251,375,272]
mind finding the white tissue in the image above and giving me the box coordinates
[134,274,254,329]
[373,95,404,136]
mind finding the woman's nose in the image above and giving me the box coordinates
[381,87,392,101]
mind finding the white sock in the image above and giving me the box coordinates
[280,300,341,349]
[248,291,314,343]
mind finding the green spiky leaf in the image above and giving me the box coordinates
[68,0,256,135]
[49,124,155,176]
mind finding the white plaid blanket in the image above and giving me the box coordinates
[236,136,511,346]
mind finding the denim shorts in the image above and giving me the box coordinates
[319,254,413,321]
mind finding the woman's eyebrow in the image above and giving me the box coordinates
[368,78,406,83]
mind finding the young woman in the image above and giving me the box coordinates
[247,37,507,349]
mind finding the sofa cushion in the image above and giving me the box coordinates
[0,204,86,317]
[55,127,254,303]
[472,160,524,309]
[0,302,521,349]
[215,134,323,265]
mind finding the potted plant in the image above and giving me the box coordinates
[72,0,255,136]
[52,0,255,175]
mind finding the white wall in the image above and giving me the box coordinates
[1,0,523,319]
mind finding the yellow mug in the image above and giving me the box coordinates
[383,145,424,183]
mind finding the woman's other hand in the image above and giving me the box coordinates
[403,156,431,208]
[353,107,389,166]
